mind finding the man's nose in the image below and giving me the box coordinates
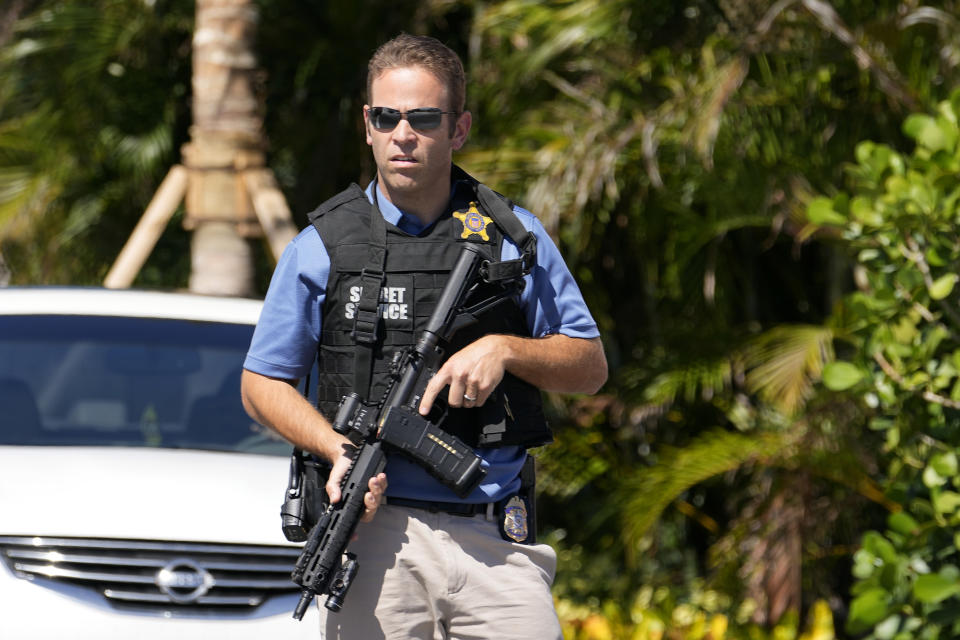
[391,118,418,141]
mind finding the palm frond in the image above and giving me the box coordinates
[535,426,613,500]
[0,169,52,237]
[743,325,836,415]
[612,428,794,565]
[638,356,736,407]
[98,106,175,178]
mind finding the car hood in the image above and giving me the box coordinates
[0,447,295,546]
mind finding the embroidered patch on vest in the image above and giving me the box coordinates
[453,202,494,243]
[341,274,415,331]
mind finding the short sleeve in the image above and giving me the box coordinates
[243,227,330,380]
[501,206,600,339]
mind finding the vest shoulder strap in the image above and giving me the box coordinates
[306,183,367,226]
[305,182,384,400]
[349,191,388,399]
[475,184,538,281]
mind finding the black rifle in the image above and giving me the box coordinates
[288,243,527,619]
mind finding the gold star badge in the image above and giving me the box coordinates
[453,203,493,241]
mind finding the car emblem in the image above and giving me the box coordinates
[155,559,214,604]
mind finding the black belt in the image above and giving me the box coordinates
[386,496,494,517]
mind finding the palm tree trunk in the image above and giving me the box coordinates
[742,476,805,625]
[761,490,803,623]
[183,0,264,296]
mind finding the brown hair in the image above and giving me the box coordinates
[366,33,466,115]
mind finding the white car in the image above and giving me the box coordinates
[0,288,318,639]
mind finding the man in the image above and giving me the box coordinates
[241,33,607,639]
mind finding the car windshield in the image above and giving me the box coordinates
[0,314,289,456]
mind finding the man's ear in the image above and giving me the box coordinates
[363,105,373,146]
[451,110,472,151]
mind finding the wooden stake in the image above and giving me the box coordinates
[104,165,188,289]
[243,168,299,260]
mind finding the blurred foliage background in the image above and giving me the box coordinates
[4,0,960,637]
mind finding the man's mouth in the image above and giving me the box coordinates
[391,155,417,164]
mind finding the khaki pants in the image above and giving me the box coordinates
[318,504,562,640]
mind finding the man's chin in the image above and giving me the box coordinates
[381,170,424,193]
[378,163,449,200]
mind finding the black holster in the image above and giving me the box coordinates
[281,449,331,542]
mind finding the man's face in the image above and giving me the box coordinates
[364,66,470,209]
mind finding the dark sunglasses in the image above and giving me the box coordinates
[368,107,458,131]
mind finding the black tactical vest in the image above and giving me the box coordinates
[306,168,552,449]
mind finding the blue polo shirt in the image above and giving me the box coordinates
[244,177,599,502]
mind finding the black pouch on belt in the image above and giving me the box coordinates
[496,454,537,544]
[280,449,331,542]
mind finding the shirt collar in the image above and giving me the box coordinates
[364,166,477,235]
[365,180,407,228]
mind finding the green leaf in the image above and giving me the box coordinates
[886,427,900,450]
[851,196,884,226]
[855,140,877,165]
[926,247,947,267]
[855,141,895,181]
[807,196,847,225]
[875,615,901,640]
[913,573,960,604]
[924,465,948,488]
[864,531,898,564]
[951,378,960,402]
[847,587,891,633]
[932,452,958,477]
[929,274,957,300]
[885,174,910,196]
[888,512,919,536]
[853,548,878,579]
[822,361,863,390]
[945,88,960,124]
[932,490,960,515]
[903,114,932,141]
[903,114,955,152]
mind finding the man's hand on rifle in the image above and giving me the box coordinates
[325,438,389,523]
[418,333,609,418]
[419,334,507,415]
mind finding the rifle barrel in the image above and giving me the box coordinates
[423,244,484,337]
